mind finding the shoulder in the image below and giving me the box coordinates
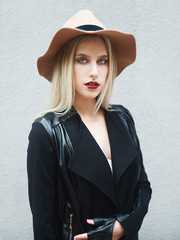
[108,104,134,123]
[33,107,78,129]
[28,112,57,143]
[34,112,58,127]
[109,104,140,148]
[28,112,56,142]
[29,107,79,141]
[28,120,50,143]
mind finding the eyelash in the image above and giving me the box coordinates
[76,57,108,64]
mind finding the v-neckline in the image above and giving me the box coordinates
[80,109,112,164]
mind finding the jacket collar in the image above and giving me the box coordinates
[68,108,138,207]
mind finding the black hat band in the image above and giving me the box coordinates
[76,25,104,31]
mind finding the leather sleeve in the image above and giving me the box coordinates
[27,122,63,239]
[115,148,152,238]
[115,106,152,238]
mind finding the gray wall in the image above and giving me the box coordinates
[1,0,180,239]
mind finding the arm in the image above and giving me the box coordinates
[114,106,152,238]
[115,148,152,238]
[27,122,63,239]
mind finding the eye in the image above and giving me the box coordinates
[76,57,87,64]
[97,59,109,64]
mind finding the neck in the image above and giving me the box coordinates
[73,98,100,120]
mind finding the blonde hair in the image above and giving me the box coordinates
[38,34,117,117]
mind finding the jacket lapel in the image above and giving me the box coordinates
[105,110,138,184]
[68,119,118,207]
[68,108,138,208]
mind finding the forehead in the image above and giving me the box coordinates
[76,37,107,55]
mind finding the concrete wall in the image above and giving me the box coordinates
[1,0,180,239]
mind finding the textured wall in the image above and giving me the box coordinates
[1,0,180,239]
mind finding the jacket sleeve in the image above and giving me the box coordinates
[115,107,152,238]
[115,148,152,238]
[27,121,63,239]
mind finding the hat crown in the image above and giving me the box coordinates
[63,10,106,29]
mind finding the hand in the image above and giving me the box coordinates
[73,220,93,240]
[112,220,125,240]
[74,218,124,240]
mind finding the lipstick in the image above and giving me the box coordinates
[85,81,99,89]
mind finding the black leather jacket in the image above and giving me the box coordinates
[27,105,152,240]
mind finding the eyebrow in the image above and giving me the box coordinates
[75,53,108,58]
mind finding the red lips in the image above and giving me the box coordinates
[85,81,99,86]
[85,81,99,89]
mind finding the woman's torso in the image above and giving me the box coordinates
[63,109,139,233]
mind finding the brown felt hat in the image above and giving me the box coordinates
[37,10,136,81]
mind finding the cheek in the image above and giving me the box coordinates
[100,66,109,80]
[74,65,87,80]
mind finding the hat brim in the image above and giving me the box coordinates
[37,28,136,81]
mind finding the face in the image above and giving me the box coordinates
[73,37,109,102]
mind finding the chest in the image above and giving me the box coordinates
[82,116,111,160]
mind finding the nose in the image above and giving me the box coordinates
[89,61,98,80]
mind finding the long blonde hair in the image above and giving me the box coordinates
[38,34,117,117]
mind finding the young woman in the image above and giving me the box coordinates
[27,10,152,240]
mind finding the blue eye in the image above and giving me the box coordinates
[98,59,109,64]
[77,58,87,63]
